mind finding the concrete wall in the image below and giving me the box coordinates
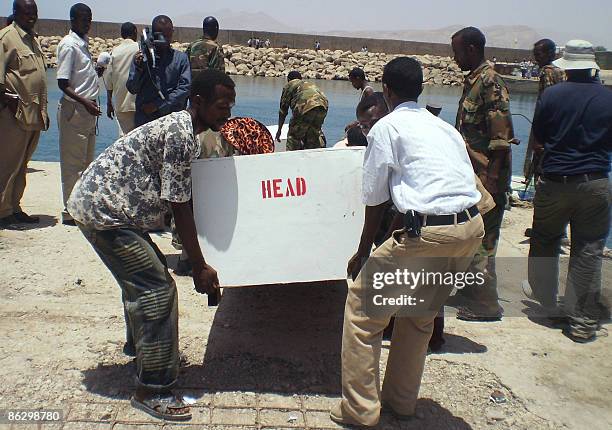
[0,17,567,62]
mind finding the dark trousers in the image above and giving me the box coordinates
[528,177,611,331]
[79,226,180,392]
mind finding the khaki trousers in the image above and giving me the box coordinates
[333,215,484,426]
[116,111,136,137]
[0,109,41,218]
[58,98,96,221]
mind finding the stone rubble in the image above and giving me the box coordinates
[38,36,465,86]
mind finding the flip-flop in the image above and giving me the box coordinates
[131,393,192,421]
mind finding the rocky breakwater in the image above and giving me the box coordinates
[38,36,464,86]
[224,46,464,86]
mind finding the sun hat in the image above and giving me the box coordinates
[553,40,600,71]
[96,51,111,67]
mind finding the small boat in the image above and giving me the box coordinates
[502,75,539,94]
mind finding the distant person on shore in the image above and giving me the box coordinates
[523,38,566,178]
[247,37,252,47]
[451,26,515,322]
[56,2,100,226]
[523,40,611,343]
[67,70,234,421]
[186,16,225,76]
[0,0,48,228]
[275,70,329,150]
[127,15,191,127]
[265,38,270,48]
[315,40,320,51]
[330,57,484,428]
[104,22,138,137]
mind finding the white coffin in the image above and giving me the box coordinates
[192,148,366,287]
[266,124,289,152]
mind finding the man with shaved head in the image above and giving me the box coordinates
[0,0,49,228]
[127,15,191,127]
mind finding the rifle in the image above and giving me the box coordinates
[522,147,543,194]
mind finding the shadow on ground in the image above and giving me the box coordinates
[405,398,474,430]
[432,333,487,355]
[1,214,57,231]
[190,281,346,394]
[81,281,346,398]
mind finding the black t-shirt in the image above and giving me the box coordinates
[533,79,612,176]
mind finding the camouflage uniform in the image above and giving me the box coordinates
[455,61,514,317]
[280,79,329,151]
[523,64,566,176]
[186,37,225,76]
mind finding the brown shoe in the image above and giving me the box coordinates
[13,211,40,224]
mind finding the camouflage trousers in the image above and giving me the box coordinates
[78,225,180,392]
[455,192,507,315]
[287,106,328,151]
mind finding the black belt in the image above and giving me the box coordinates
[542,172,608,184]
[417,205,479,227]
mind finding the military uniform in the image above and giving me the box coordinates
[523,64,566,176]
[0,23,49,219]
[455,61,514,318]
[186,37,225,76]
[279,79,329,151]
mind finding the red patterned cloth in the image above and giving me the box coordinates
[220,117,274,155]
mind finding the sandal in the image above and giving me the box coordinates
[131,392,192,421]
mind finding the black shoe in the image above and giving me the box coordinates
[0,215,18,228]
[174,260,192,277]
[13,211,40,224]
[456,306,502,322]
[123,342,137,357]
[563,326,596,343]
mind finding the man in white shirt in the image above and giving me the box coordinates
[330,57,485,427]
[105,22,138,136]
[56,2,100,225]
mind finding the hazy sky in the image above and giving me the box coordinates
[2,0,610,46]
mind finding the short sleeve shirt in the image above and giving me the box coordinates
[363,102,480,215]
[67,110,201,230]
[56,30,99,100]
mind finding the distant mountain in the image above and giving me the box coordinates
[146,9,597,50]
[173,9,300,33]
[324,25,543,49]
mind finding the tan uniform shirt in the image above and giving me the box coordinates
[0,23,48,131]
[104,39,138,113]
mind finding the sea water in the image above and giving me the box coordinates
[33,70,536,172]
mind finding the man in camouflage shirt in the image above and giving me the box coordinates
[452,27,515,321]
[523,38,566,177]
[67,70,236,421]
[275,70,329,150]
[186,16,225,76]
